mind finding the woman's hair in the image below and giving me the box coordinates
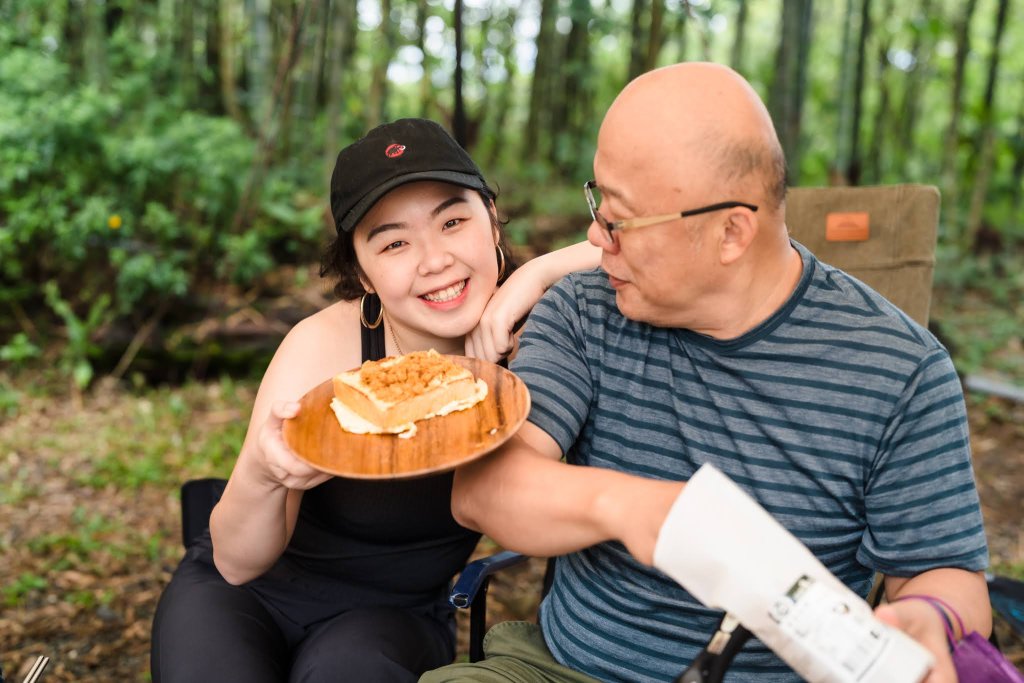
[319,188,519,301]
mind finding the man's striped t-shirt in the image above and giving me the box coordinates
[510,241,988,683]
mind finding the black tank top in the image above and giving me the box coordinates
[239,295,481,625]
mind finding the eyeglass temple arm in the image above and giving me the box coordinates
[674,613,753,683]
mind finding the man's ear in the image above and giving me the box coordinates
[719,208,758,266]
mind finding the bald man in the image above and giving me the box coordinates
[422,63,989,683]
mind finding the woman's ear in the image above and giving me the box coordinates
[357,270,374,294]
[490,201,501,246]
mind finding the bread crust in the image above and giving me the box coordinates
[331,350,486,436]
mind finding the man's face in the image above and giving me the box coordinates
[587,156,719,329]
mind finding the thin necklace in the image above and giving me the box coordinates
[386,314,405,355]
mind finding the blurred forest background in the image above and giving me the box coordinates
[1,0,1022,680]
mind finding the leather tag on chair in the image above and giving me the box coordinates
[825,211,870,242]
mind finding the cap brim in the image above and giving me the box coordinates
[338,170,489,232]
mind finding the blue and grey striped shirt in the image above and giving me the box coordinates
[511,242,988,682]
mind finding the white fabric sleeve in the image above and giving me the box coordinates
[653,464,934,683]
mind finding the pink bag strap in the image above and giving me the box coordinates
[895,594,965,644]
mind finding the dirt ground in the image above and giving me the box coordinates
[0,382,1021,681]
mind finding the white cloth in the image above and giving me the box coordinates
[653,464,933,683]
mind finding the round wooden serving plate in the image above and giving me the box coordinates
[281,356,531,480]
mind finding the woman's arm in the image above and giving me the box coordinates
[209,308,357,585]
[466,240,601,361]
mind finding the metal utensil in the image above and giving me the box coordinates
[21,656,48,683]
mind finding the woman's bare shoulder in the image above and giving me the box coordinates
[269,299,363,380]
[288,299,360,339]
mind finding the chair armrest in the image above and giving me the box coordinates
[449,550,529,608]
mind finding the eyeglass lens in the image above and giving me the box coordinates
[584,183,614,242]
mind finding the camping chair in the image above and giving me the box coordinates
[180,477,228,549]
[450,184,946,676]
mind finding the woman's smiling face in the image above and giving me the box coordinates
[352,181,500,348]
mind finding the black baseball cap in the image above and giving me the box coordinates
[329,118,494,233]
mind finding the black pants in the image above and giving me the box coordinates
[151,557,454,683]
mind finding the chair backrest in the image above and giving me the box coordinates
[785,184,940,609]
[785,184,939,327]
[180,477,227,548]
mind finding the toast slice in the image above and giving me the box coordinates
[330,350,487,437]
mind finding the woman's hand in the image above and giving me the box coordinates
[466,241,601,362]
[465,264,544,362]
[256,401,333,491]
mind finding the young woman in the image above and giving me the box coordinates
[150,118,599,682]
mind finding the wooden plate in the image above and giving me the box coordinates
[281,356,531,480]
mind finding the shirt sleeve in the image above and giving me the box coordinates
[858,349,989,575]
[509,275,595,456]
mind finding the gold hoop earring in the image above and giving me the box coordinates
[359,292,382,329]
[496,245,507,281]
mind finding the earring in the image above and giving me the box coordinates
[496,245,507,281]
[359,292,382,329]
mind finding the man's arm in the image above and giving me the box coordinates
[451,421,683,562]
[875,568,991,683]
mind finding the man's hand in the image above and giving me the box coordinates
[874,599,956,683]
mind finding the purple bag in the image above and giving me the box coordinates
[952,631,1024,683]
[902,594,1024,683]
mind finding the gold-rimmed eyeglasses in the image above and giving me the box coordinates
[584,180,758,244]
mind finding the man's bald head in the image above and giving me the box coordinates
[598,62,786,211]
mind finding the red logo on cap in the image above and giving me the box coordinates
[385,143,406,158]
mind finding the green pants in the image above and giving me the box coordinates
[420,621,602,683]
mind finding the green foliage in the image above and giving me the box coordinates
[2,572,47,607]
[0,39,323,375]
[0,333,41,366]
[71,379,244,490]
[43,281,110,390]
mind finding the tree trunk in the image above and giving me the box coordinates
[467,8,495,152]
[416,0,432,117]
[367,0,395,128]
[324,0,358,185]
[672,2,689,63]
[201,0,224,113]
[769,0,813,184]
[963,0,1010,250]
[453,0,467,146]
[232,0,310,233]
[940,0,978,230]
[642,0,665,73]
[627,0,648,81]
[893,0,935,177]
[830,0,857,185]
[556,0,593,175]
[847,0,872,186]
[249,0,274,130]
[1009,91,1024,225]
[178,0,195,105]
[866,0,894,183]
[84,0,108,89]
[311,0,330,110]
[730,0,748,73]
[62,0,84,73]
[484,5,520,167]
[218,0,245,123]
[525,0,557,161]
